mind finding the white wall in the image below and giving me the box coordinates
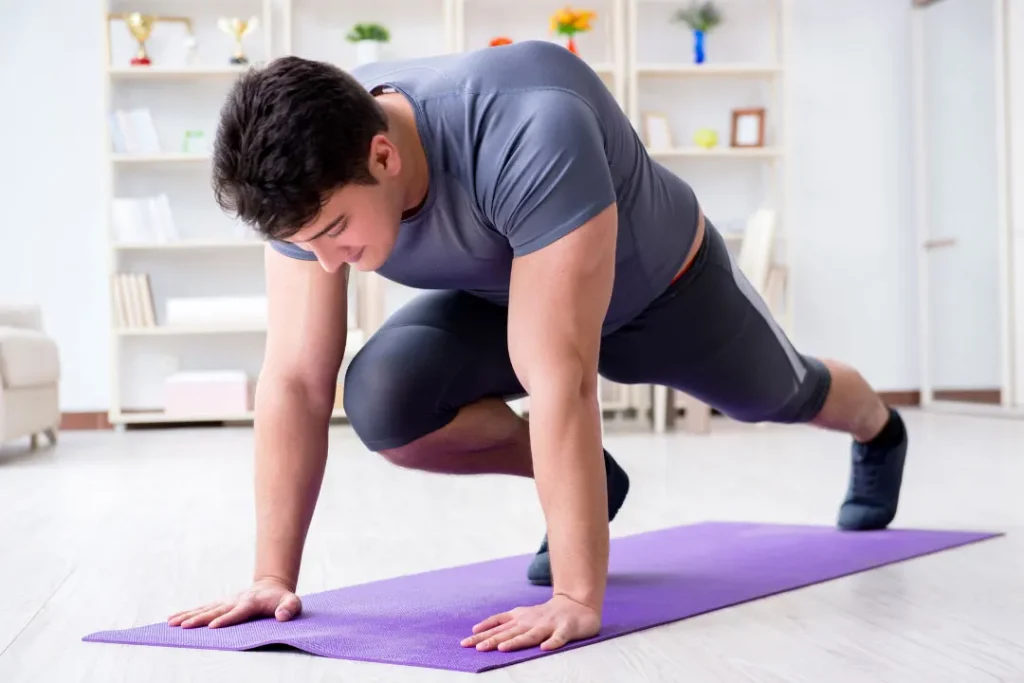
[786,0,919,392]
[0,2,110,412]
[0,0,924,412]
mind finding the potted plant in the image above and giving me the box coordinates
[672,1,722,64]
[549,7,597,56]
[346,22,390,65]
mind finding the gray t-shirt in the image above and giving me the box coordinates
[270,40,699,335]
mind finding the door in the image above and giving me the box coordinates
[1010,0,1024,408]
[913,0,1016,411]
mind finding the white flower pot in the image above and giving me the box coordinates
[355,40,381,65]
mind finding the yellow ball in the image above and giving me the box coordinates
[694,128,719,149]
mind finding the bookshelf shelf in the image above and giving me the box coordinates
[107,66,250,80]
[648,146,783,159]
[112,153,211,164]
[635,63,782,78]
[116,326,367,348]
[112,408,349,425]
[113,240,265,252]
[116,324,268,337]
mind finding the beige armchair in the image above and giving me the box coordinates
[0,305,60,449]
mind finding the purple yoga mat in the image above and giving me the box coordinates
[83,522,1000,673]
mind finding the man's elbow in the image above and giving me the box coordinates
[522,356,600,408]
[256,364,337,420]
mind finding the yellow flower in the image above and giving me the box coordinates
[573,13,594,30]
[551,6,597,33]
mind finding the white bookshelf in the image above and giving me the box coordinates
[628,0,792,432]
[452,0,635,417]
[101,0,379,426]
[453,0,628,107]
[101,0,790,429]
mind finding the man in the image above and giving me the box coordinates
[167,41,908,654]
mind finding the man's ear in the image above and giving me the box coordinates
[368,134,401,178]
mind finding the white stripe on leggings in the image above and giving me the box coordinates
[727,253,807,384]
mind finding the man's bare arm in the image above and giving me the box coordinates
[253,246,351,590]
[507,203,617,610]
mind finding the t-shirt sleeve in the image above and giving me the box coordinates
[268,239,318,261]
[485,91,616,258]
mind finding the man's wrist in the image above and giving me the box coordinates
[253,572,297,592]
[552,590,604,614]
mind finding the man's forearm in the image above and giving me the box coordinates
[252,377,334,591]
[528,376,609,610]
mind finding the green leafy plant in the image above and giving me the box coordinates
[346,23,390,43]
[672,1,722,32]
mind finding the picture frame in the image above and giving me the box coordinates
[730,108,766,148]
[642,112,674,150]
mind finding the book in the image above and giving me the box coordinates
[111,272,157,328]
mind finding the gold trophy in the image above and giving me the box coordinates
[218,16,260,65]
[125,12,156,66]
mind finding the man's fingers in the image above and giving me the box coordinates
[209,600,256,629]
[539,628,570,651]
[171,604,224,627]
[182,604,234,629]
[497,626,547,652]
[168,602,221,625]
[275,594,301,621]
[471,612,512,635]
[476,625,530,652]
[461,620,518,648]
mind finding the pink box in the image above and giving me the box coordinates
[164,371,253,416]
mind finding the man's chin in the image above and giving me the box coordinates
[350,255,381,273]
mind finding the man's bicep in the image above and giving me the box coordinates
[507,203,617,394]
[263,245,349,400]
[489,94,616,258]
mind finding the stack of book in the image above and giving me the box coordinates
[109,108,161,154]
[111,272,157,328]
[111,195,180,244]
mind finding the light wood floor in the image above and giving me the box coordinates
[1,409,1022,682]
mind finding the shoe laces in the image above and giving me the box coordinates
[852,446,885,493]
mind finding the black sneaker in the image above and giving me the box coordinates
[526,449,630,586]
[837,408,908,530]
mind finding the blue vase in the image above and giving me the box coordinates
[693,29,705,64]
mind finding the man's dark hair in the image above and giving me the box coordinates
[212,56,388,240]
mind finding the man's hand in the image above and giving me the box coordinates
[460,595,601,652]
[167,577,301,629]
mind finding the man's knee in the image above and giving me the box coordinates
[726,356,832,425]
[342,330,456,457]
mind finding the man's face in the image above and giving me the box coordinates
[281,136,406,273]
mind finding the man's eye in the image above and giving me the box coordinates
[327,220,348,238]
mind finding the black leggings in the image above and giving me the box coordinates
[343,221,831,451]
